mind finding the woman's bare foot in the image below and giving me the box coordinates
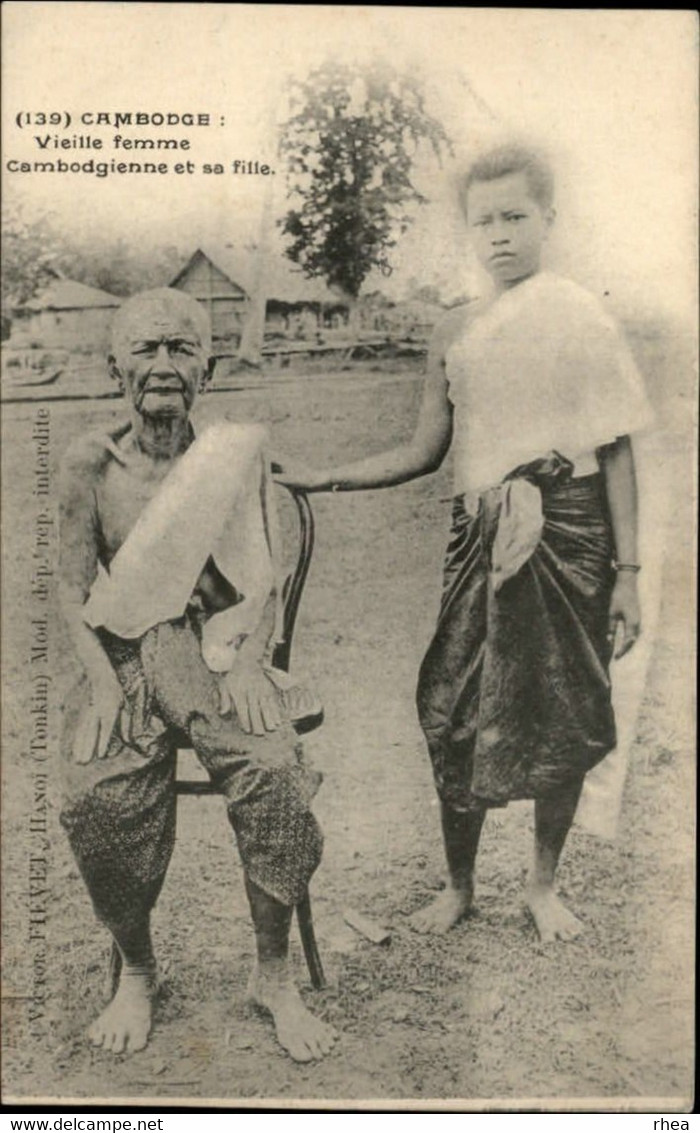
[87,963,156,1054]
[409,883,473,934]
[247,962,337,1062]
[525,881,583,942]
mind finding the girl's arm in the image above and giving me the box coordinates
[599,434,642,658]
[275,313,460,492]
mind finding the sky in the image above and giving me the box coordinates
[2,5,697,320]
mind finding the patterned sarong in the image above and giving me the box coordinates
[61,612,323,926]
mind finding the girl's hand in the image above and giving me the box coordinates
[608,574,642,659]
[271,457,331,493]
[74,671,124,763]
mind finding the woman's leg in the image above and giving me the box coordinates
[61,670,176,1054]
[140,619,335,1061]
[140,618,323,906]
[244,876,337,1061]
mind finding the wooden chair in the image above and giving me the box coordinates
[110,487,326,995]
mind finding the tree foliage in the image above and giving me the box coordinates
[279,61,451,299]
[1,203,64,309]
[2,202,183,311]
[59,238,184,300]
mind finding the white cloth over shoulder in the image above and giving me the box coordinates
[83,422,280,673]
[445,271,654,496]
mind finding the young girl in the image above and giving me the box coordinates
[276,144,653,941]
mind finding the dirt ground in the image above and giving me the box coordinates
[1,364,695,1108]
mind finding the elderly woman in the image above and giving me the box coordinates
[58,288,335,1061]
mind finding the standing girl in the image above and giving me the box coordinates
[277,145,653,941]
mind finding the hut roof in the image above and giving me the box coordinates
[19,279,122,313]
[169,248,249,299]
[172,247,349,307]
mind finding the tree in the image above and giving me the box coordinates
[1,200,183,310]
[1,202,65,310]
[279,60,451,301]
[59,238,184,298]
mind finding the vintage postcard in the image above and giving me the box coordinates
[1,3,696,1112]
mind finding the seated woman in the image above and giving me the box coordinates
[276,144,653,942]
[59,288,336,1061]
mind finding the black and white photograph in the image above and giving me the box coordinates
[1,3,696,1112]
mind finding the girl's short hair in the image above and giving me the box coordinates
[460,144,554,214]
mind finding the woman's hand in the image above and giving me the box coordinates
[74,670,124,763]
[608,574,642,659]
[272,457,331,493]
[218,661,284,735]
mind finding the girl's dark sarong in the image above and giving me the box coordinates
[417,457,616,811]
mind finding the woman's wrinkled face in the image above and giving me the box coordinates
[110,299,211,419]
[465,171,553,290]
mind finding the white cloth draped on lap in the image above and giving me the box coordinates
[445,271,654,498]
[83,422,281,674]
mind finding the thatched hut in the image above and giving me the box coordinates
[10,279,121,351]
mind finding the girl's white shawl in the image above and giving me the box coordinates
[445,272,654,495]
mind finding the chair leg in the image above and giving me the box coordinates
[108,940,122,999]
[296,891,326,990]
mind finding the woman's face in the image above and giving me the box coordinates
[465,171,553,289]
[109,299,211,420]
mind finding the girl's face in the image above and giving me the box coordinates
[465,171,554,290]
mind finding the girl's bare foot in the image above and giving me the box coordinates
[247,962,337,1062]
[87,963,156,1054]
[525,881,583,942]
[409,883,474,934]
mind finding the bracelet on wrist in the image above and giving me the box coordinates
[612,561,641,573]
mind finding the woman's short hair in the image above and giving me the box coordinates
[460,144,555,214]
[111,288,212,354]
